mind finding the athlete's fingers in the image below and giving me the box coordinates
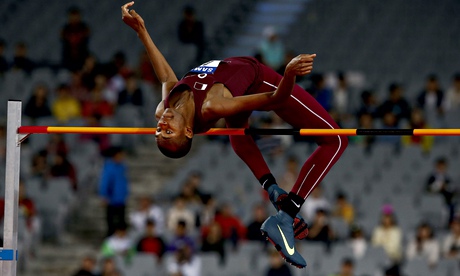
[122,2,135,17]
[130,9,138,17]
[121,1,134,11]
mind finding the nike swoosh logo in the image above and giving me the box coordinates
[262,179,268,188]
[291,200,300,208]
[277,224,295,255]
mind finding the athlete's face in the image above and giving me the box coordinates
[156,108,185,140]
[155,108,193,155]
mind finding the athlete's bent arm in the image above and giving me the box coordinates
[121,2,178,117]
[204,54,316,119]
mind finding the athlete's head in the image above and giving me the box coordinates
[156,108,193,159]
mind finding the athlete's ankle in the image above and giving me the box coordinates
[280,192,305,219]
[259,173,277,191]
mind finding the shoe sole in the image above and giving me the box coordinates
[261,230,306,269]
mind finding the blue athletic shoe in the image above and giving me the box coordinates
[261,210,307,268]
[267,185,309,240]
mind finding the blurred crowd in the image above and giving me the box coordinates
[0,5,459,276]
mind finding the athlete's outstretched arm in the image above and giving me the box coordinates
[204,54,316,119]
[121,1,178,100]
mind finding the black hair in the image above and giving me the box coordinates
[183,5,195,15]
[68,6,81,14]
[427,74,438,81]
[158,137,192,159]
[388,83,401,93]
[435,157,447,165]
[453,73,460,81]
[177,220,187,228]
[342,258,354,266]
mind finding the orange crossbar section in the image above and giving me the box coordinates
[299,129,357,136]
[413,129,460,136]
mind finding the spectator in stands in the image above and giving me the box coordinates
[279,155,299,192]
[256,115,284,157]
[348,225,367,259]
[167,242,201,276]
[333,72,354,123]
[401,108,434,153]
[309,73,333,111]
[329,258,354,276]
[79,115,111,153]
[101,223,134,258]
[82,89,114,119]
[179,182,203,206]
[246,203,268,242]
[61,7,90,71]
[214,203,247,248]
[88,73,118,106]
[201,221,226,264]
[332,192,354,225]
[266,248,292,276]
[24,83,53,121]
[301,184,330,222]
[18,181,39,233]
[199,195,216,227]
[81,55,99,90]
[49,153,78,190]
[52,83,82,123]
[69,71,89,101]
[180,171,208,204]
[72,255,97,276]
[137,50,159,86]
[417,74,444,115]
[136,219,166,260]
[97,258,121,276]
[47,134,69,157]
[117,72,144,107]
[99,146,129,236]
[11,42,34,74]
[356,90,378,118]
[442,218,460,259]
[307,209,335,249]
[376,112,401,150]
[406,222,440,267]
[168,220,196,252]
[178,5,205,63]
[31,150,49,178]
[350,112,376,153]
[109,51,133,79]
[426,157,456,224]
[129,196,165,235]
[376,83,411,124]
[259,26,285,71]
[167,196,196,232]
[444,73,460,111]
[371,206,402,263]
[0,38,7,75]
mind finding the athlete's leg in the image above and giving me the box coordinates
[259,65,347,268]
[226,111,310,241]
[260,65,348,202]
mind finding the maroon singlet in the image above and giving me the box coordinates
[164,57,264,133]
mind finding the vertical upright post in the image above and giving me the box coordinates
[1,101,22,276]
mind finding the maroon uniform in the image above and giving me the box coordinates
[165,57,348,199]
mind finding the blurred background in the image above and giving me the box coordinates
[0,0,460,275]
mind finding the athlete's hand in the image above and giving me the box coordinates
[121,1,146,33]
[284,54,316,78]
